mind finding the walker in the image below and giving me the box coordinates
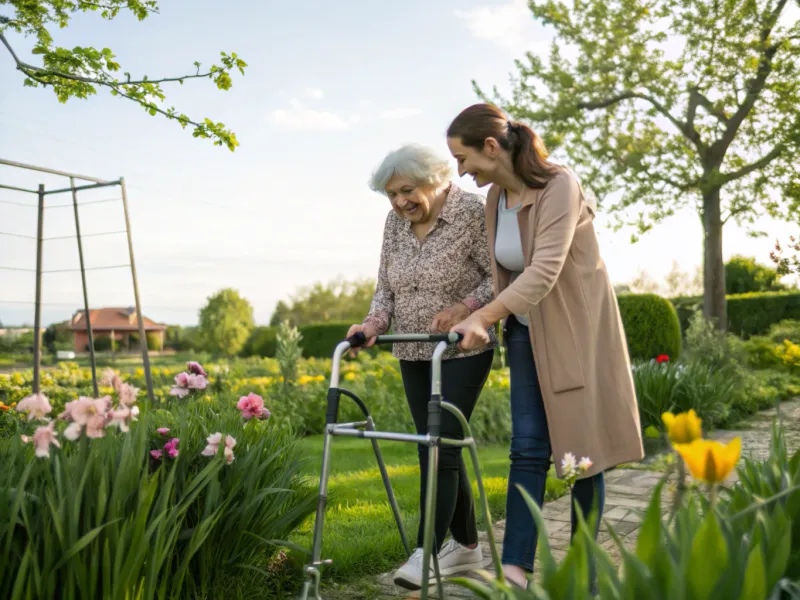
[298,332,504,600]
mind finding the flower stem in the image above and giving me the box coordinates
[671,453,686,519]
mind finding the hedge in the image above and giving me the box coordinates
[617,293,682,361]
[242,322,354,358]
[671,291,800,338]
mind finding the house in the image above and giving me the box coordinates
[69,307,167,353]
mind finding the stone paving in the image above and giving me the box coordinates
[341,399,800,599]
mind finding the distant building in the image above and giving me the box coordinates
[69,307,167,353]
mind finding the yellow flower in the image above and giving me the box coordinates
[674,437,741,484]
[661,410,703,444]
[344,372,356,381]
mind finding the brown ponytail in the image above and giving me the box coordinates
[446,103,559,189]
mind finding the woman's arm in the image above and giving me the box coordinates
[452,172,581,349]
[362,213,395,335]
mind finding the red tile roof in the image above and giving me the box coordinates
[69,307,167,332]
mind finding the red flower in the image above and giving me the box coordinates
[656,354,670,363]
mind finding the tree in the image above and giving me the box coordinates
[664,261,703,297]
[198,288,254,356]
[725,254,787,293]
[269,277,376,326]
[0,1,246,150]
[480,0,800,330]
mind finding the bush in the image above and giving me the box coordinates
[617,293,682,361]
[242,326,278,357]
[672,291,800,338]
[767,319,800,344]
[0,397,317,599]
[725,254,787,294]
[633,359,734,433]
[297,322,352,358]
[91,335,113,352]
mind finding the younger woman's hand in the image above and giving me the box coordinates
[450,313,490,351]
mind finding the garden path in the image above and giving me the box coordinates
[330,398,800,599]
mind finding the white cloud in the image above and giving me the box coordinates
[304,87,324,100]
[455,0,550,53]
[380,108,423,120]
[271,99,357,131]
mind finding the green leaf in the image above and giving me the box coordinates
[740,543,766,600]
[687,511,728,600]
[516,483,557,583]
[53,520,120,571]
[636,481,663,567]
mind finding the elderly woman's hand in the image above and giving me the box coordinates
[430,302,471,333]
[450,313,491,351]
[345,323,377,357]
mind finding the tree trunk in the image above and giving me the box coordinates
[702,186,727,331]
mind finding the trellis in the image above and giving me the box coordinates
[0,158,154,402]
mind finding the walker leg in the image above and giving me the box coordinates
[420,443,444,600]
[467,440,503,581]
[367,416,412,557]
[300,429,335,600]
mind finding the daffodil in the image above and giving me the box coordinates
[674,437,741,484]
[662,410,703,444]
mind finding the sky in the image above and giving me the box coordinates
[0,0,797,327]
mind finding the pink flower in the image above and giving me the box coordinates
[163,437,180,458]
[578,456,593,472]
[156,427,170,436]
[100,368,121,391]
[187,361,208,377]
[174,372,190,387]
[201,432,236,465]
[59,396,111,440]
[118,382,139,406]
[169,386,189,398]
[237,392,270,420]
[21,421,60,458]
[187,373,208,390]
[107,406,135,433]
[16,393,52,421]
[150,449,163,460]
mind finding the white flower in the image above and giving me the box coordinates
[578,456,593,472]
[561,452,577,475]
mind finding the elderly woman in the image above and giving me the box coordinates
[346,143,496,590]
[446,104,644,590]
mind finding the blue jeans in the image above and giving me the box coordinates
[502,315,605,573]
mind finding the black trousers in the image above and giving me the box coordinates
[399,350,494,553]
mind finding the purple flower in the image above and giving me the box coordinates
[163,437,180,458]
[186,361,208,377]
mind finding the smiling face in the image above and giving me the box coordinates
[385,175,434,223]
[446,136,502,188]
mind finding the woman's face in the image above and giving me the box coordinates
[385,175,433,223]
[447,136,498,188]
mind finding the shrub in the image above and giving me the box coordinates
[275,321,303,384]
[767,319,800,344]
[0,396,316,599]
[242,326,278,357]
[672,291,800,338]
[725,254,786,294]
[633,359,734,433]
[617,293,682,361]
[91,335,113,352]
[297,322,352,358]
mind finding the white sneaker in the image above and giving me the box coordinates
[392,541,483,590]
[436,539,483,576]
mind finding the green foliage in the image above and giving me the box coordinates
[1,1,246,150]
[0,399,316,599]
[766,319,800,344]
[198,288,255,357]
[241,326,277,358]
[92,334,113,352]
[269,278,376,327]
[617,293,682,361]
[164,325,200,352]
[726,255,788,294]
[297,322,352,358]
[453,442,800,599]
[633,359,734,433]
[275,321,302,384]
[672,292,800,338]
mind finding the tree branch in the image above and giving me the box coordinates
[710,0,789,161]
[0,32,216,87]
[578,91,707,155]
[719,143,786,185]
[693,90,729,124]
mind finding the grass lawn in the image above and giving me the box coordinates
[289,434,566,584]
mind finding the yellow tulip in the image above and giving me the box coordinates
[674,437,741,484]
[661,410,703,444]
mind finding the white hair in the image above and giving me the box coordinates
[369,143,452,194]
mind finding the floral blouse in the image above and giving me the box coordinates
[363,182,498,361]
